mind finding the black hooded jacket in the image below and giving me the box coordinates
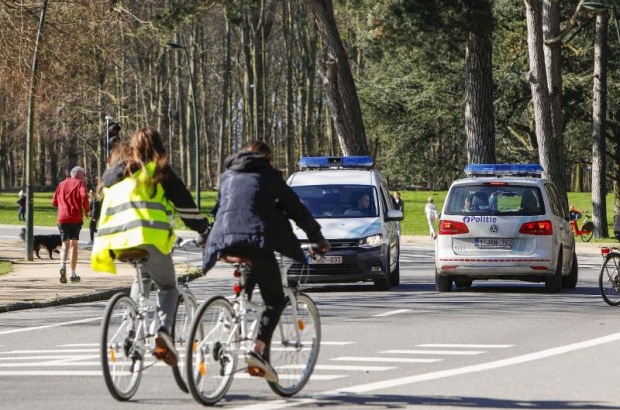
[203,151,324,271]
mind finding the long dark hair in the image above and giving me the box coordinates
[125,127,168,193]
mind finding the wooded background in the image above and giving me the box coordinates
[0,1,618,207]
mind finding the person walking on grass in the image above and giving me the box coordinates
[425,196,438,239]
[52,166,90,284]
[393,191,404,236]
[17,190,26,221]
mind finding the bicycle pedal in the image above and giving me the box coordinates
[248,366,265,377]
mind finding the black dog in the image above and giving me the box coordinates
[20,227,62,260]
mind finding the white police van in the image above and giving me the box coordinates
[435,164,578,293]
[287,156,404,290]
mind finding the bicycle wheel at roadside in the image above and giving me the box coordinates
[100,293,143,401]
[172,291,199,393]
[186,296,238,405]
[266,293,321,397]
[600,252,620,306]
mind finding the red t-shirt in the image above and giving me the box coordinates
[52,177,90,223]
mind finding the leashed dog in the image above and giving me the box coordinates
[19,227,62,260]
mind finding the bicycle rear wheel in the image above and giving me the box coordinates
[100,293,143,401]
[186,296,238,406]
[600,253,620,306]
[580,230,593,242]
[267,293,321,397]
[172,291,198,393]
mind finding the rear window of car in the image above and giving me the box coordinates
[444,184,545,216]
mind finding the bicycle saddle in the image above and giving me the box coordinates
[219,253,252,266]
[115,248,150,263]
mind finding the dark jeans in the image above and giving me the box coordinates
[89,219,97,242]
[226,247,286,345]
[18,208,25,221]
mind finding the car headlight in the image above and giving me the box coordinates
[358,234,382,249]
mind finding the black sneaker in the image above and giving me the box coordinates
[154,328,178,367]
[70,275,81,283]
[59,266,67,284]
[245,349,278,382]
[123,330,136,358]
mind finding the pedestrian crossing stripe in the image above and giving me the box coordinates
[332,357,442,363]
[382,350,485,355]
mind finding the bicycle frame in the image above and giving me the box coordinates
[570,210,592,235]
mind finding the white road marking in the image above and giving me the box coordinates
[0,371,102,376]
[331,357,441,364]
[0,317,101,336]
[279,365,395,371]
[0,361,162,368]
[0,349,99,354]
[229,330,620,410]
[373,309,411,317]
[0,355,99,361]
[382,350,484,356]
[417,344,513,349]
[235,373,346,381]
[320,342,355,346]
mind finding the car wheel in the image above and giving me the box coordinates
[374,248,392,291]
[545,252,562,293]
[454,279,472,288]
[562,251,578,289]
[435,270,452,292]
[390,244,400,287]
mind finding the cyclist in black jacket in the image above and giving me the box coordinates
[204,141,330,382]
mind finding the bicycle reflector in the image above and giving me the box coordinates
[519,220,553,235]
[464,164,544,178]
[439,220,469,235]
[298,156,374,169]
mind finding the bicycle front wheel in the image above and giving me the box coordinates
[100,293,143,401]
[600,253,620,306]
[267,293,321,397]
[172,291,199,393]
[186,296,238,406]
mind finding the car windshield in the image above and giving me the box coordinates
[444,184,545,216]
[291,185,379,218]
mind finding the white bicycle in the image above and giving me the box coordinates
[185,246,321,405]
[100,239,199,401]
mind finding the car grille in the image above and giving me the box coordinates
[299,239,358,250]
[288,263,363,276]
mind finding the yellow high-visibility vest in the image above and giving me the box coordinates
[91,162,176,273]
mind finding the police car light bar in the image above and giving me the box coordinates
[464,164,544,177]
[298,156,374,169]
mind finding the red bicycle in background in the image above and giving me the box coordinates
[570,208,594,242]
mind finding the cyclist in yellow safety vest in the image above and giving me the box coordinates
[92,127,210,367]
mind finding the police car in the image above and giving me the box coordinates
[435,164,578,293]
[287,156,404,290]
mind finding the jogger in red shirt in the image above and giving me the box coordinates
[52,166,90,284]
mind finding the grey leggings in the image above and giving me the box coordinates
[129,244,179,332]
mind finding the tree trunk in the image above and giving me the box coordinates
[524,0,561,192]
[283,0,295,175]
[218,10,232,181]
[308,0,369,156]
[592,10,609,238]
[465,1,495,164]
[542,0,567,198]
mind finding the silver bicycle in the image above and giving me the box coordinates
[185,246,321,405]
[100,239,199,401]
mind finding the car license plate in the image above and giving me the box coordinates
[308,255,342,264]
[475,238,513,249]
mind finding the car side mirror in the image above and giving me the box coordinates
[385,209,403,222]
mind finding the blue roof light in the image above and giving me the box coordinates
[298,156,374,169]
[464,164,544,177]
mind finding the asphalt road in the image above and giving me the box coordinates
[0,238,619,409]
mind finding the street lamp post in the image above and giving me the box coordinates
[168,38,201,211]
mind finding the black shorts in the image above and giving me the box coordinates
[58,222,82,241]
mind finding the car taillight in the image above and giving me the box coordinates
[519,220,553,235]
[601,247,611,255]
[439,220,469,235]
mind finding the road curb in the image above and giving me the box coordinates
[0,271,203,314]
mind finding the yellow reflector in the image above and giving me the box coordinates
[110,348,116,363]
[193,341,198,352]
[298,320,305,330]
[199,361,206,376]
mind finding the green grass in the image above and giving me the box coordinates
[0,261,12,276]
[0,190,616,237]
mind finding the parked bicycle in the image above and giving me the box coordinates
[185,245,321,406]
[599,247,620,306]
[100,238,199,401]
[570,209,594,242]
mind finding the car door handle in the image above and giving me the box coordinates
[559,225,564,231]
